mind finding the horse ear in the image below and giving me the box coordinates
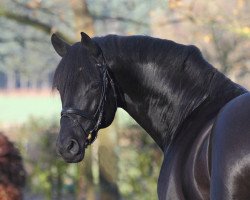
[80,32,101,57]
[51,34,70,57]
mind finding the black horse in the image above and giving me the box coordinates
[51,32,250,200]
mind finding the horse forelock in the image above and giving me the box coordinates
[52,43,99,97]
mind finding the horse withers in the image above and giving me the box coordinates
[51,32,249,200]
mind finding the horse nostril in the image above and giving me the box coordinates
[67,139,80,155]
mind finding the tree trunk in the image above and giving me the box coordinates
[76,150,95,200]
[19,74,29,89]
[98,124,121,200]
[70,0,95,38]
[56,164,63,200]
[6,70,15,90]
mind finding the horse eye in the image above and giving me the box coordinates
[91,82,101,90]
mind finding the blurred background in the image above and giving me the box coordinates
[0,0,249,199]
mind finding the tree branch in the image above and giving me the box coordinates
[91,13,148,27]
[0,10,73,43]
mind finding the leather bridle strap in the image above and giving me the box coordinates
[60,113,90,139]
[61,108,95,122]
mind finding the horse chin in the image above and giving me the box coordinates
[63,150,85,163]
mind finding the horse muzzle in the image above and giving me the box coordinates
[56,135,85,163]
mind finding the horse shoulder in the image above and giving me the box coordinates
[211,92,250,200]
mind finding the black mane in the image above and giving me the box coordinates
[94,35,246,145]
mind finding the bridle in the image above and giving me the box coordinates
[60,53,117,148]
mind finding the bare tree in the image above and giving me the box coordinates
[150,0,250,80]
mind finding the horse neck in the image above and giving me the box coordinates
[96,35,246,151]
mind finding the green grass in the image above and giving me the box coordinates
[0,94,135,127]
[0,95,61,124]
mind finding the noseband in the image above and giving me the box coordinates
[61,55,117,148]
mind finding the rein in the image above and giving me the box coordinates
[61,54,117,148]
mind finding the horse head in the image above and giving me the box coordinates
[51,32,117,163]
